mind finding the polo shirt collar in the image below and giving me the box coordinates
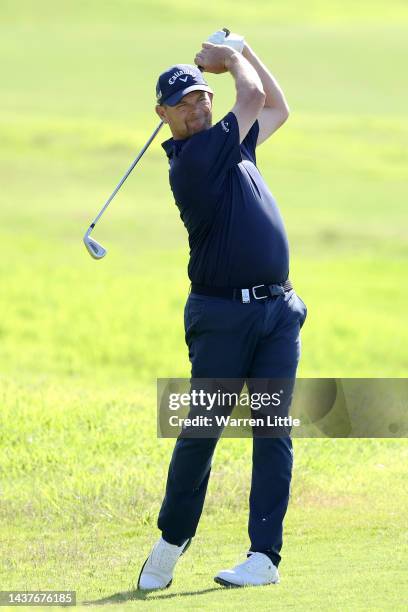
[161,136,188,161]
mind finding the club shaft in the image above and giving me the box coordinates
[90,120,164,228]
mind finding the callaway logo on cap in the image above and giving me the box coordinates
[155,64,213,106]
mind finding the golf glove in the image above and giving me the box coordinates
[206,29,245,53]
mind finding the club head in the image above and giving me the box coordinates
[84,235,107,259]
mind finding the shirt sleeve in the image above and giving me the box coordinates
[240,119,259,165]
[182,111,242,190]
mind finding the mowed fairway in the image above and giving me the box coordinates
[1,1,407,609]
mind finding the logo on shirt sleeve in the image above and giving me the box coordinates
[221,120,230,133]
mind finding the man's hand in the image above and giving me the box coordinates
[206,30,245,54]
[194,42,237,74]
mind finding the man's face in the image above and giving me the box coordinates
[156,90,213,140]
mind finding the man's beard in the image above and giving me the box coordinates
[187,114,212,135]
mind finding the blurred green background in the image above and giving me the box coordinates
[1,1,407,607]
[1,0,407,380]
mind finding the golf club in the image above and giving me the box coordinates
[83,27,231,260]
[83,121,164,259]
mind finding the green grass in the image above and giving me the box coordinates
[1,377,407,608]
[1,0,407,608]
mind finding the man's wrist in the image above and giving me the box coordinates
[242,43,252,61]
[224,49,241,71]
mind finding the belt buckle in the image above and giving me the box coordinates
[252,284,268,300]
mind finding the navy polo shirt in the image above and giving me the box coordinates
[161,111,289,287]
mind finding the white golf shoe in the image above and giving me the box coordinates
[214,552,280,587]
[137,537,191,590]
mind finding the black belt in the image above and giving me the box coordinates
[190,279,293,303]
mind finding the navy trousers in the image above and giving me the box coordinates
[158,288,307,567]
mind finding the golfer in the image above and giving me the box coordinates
[138,35,307,589]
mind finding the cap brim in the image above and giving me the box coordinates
[163,85,214,106]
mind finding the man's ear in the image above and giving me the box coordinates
[155,104,168,124]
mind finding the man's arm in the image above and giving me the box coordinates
[194,42,266,143]
[242,44,290,146]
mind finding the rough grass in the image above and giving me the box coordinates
[1,375,407,609]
